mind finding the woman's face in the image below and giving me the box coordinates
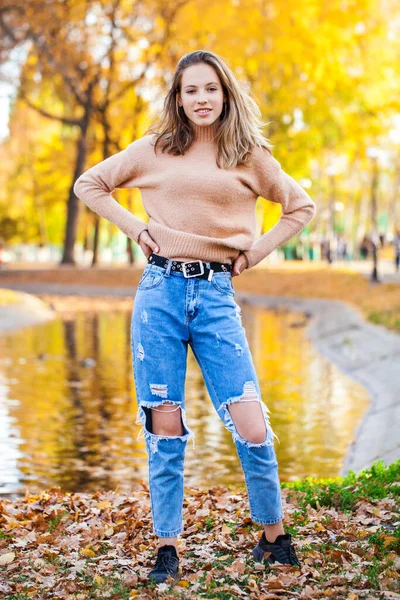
[177,63,226,127]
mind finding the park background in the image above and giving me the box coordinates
[0,0,399,598]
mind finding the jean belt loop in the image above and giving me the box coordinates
[165,258,173,277]
[206,261,214,282]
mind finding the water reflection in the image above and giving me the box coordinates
[0,302,370,497]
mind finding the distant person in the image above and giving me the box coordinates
[359,235,370,259]
[320,237,332,263]
[337,234,348,260]
[394,229,400,272]
[74,50,315,582]
[295,238,304,260]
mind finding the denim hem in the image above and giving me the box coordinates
[251,514,284,525]
[153,527,182,537]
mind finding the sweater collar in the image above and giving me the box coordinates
[191,118,220,143]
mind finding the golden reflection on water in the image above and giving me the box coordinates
[0,303,370,496]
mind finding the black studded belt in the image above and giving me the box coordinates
[148,253,233,280]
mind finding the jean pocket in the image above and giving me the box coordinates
[137,264,165,291]
[211,272,235,296]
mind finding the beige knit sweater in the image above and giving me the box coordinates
[73,120,316,269]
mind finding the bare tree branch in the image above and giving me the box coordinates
[20,91,82,126]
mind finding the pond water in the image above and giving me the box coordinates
[0,302,370,497]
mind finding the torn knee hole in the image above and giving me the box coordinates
[219,380,280,447]
[227,400,267,444]
[151,404,185,437]
[135,402,196,451]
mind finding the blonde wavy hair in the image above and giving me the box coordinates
[144,50,273,169]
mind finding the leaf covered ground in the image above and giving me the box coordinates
[0,460,399,600]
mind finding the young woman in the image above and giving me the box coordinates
[74,49,316,584]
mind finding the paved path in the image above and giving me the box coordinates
[1,283,137,297]
[1,284,399,476]
[329,258,400,284]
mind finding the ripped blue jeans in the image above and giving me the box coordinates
[130,256,284,537]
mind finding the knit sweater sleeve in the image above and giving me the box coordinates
[73,137,151,244]
[242,146,316,269]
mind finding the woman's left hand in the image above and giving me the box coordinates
[232,252,249,277]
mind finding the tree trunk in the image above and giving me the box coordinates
[389,156,400,231]
[370,156,380,283]
[92,214,100,265]
[61,115,90,265]
[127,237,134,265]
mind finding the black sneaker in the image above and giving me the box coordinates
[147,544,181,584]
[252,532,301,567]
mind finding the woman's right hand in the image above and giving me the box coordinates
[138,229,159,259]
[232,252,249,277]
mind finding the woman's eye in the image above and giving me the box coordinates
[187,88,217,94]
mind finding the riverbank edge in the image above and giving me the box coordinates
[1,285,399,477]
[234,291,400,477]
[0,288,56,332]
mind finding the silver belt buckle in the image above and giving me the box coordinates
[182,260,204,278]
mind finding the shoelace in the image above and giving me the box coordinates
[152,552,177,574]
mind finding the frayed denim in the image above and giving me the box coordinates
[131,257,284,536]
